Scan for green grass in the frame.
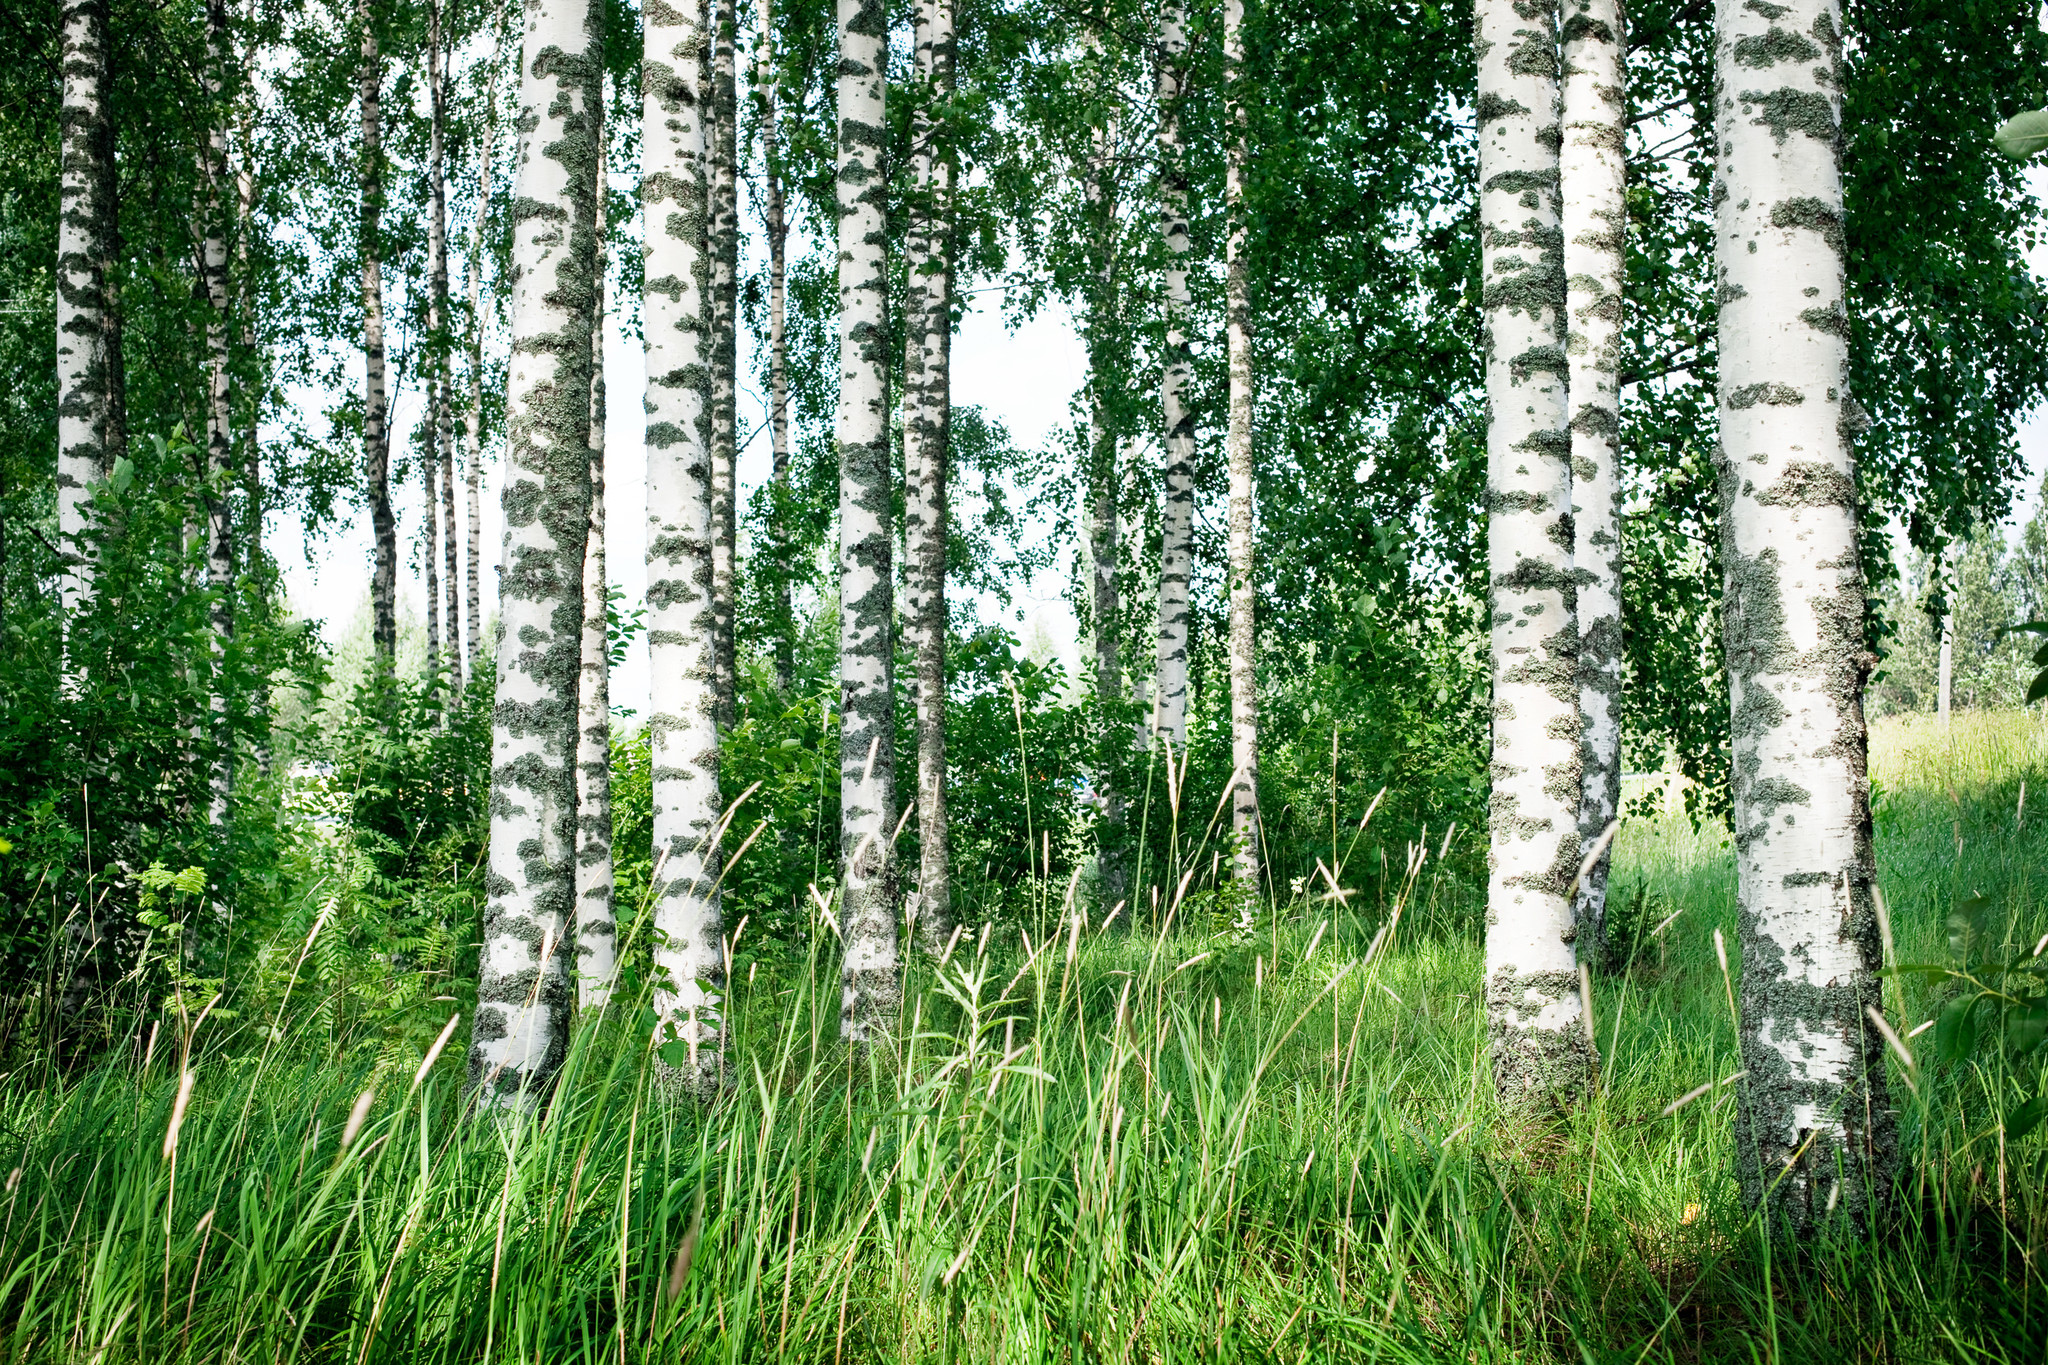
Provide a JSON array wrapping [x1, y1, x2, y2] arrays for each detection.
[[1, 714, 2045, 1362]]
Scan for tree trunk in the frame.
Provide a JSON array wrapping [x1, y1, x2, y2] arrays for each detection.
[[200, 0, 235, 825], [425, 422, 442, 668], [235, 68, 269, 775], [709, 0, 741, 727], [1223, 0, 1257, 897], [463, 0, 511, 687], [1563, 0, 1625, 966], [643, 0, 724, 1093], [56, 0, 117, 652], [1716, 0, 1892, 1229], [465, 0, 601, 1111], [1151, 0, 1193, 750], [1936, 545, 1954, 725], [427, 0, 455, 694], [1477, 0, 1592, 1104], [359, 0, 396, 669], [904, 0, 954, 951], [576, 115, 616, 1011], [1081, 47, 1125, 906], [836, 0, 899, 1041], [756, 0, 793, 693]]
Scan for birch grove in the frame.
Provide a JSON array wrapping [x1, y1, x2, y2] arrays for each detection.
[[465, 0, 601, 1108], [835, 0, 900, 1041], [1562, 0, 1626, 962], [1476, 0, 1592, 1102], [642, 0, 726, 1092], [1714, 0, 1893, 1227]]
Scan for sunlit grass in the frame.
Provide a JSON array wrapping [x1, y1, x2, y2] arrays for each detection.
[[0, 713, 2043, 1361]]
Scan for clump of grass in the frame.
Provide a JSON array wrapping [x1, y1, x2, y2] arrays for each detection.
[[0, 716, 2043, 1361]]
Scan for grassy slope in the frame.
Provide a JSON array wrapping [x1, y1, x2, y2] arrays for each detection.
[[0, 715, 2043, 1362]]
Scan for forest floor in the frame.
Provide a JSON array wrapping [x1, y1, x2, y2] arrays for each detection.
[[0, 713, 2043, 1362]]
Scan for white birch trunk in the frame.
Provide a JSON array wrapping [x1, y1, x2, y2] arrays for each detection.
[[56, 0, 116, 653], [427, 0, 456, 693], [359, 0, 397, 668], [756, 0, 794, 692], [1223, 0, 1257, 896], [1151, 0, 1193, 749], [1562, 0, 1625, 962], [643, 0, 725, 1094], [1081, 51, 1126, 903], [836, 0, 899, 1041], [1478, 0, 1592, 1102], [576, 121, 616, 1010], [904, 0, 955, 950], [1715, 0, 1892, 1227], [200, 0, 235, 824], [465, 0, 602, 1110], [463, 0, 511, 687], [709, 0, 741, 726]]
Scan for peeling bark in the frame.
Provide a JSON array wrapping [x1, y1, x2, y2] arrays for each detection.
[[466, 0, 602, 1111], [1478, 0, 1593, 1104], [643, 0, 725, 1094], [836, 0, 900, 1041], [1714, 0, 1892, 1229]]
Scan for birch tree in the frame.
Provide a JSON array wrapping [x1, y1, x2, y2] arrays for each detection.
[[709, 0, 741, 727], [903, 0, 955, 948], [56, 0, 118, 649], [1223, 0, 1257, 892], [198, 0, 237, 825], [836, 0, 900, 1041], [462, 1, 510, 686], [1714, 0, 1892, 1228], [755, 0, 794, 693], [359, 0, 397, 668], [1562, 0, 1624, 961], [465, 0, 602, 1108], [426, 0, 456, 689], [1477, 0, 1592, 1102], [643, 0, 725, 1091], [1150, 0, 1193, 749], [576, 117, 616, 1010]]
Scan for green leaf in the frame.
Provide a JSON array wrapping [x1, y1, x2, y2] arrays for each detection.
[[1995, 109, 2048, 160], [110, 456, 134, 494], [1935, 993, 1980, 1065], [657, 1039, 691, 1069], [2008, 1001, 2048, 1056], [2005, 1092, 2048, 1140], [2030, 670, 2048, 706]]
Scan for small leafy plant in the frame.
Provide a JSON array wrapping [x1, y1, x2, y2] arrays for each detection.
[[1898, 893, 2048, 1139]]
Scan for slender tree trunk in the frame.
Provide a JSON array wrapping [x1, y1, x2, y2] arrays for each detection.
[[1716, 0, 1892, 1228], [709, 0, 741, 726], [235, 70, 269, 775], [427, 0, 455, 693], [756, 0, 793, 693], [1223, 0, 1257, 897], [1151, 0, 1193, 750], [904, 0, 955, 949], [1936, 545, 1955, 724], [56, 0, 117, 652], [576, 116, 616, 1011], [359, 0, 396, 669], [463, 0, 510, 687], [643, 0, 724, 1093], [199, 0, 236, 825], [1563, 0, 1625, 966], [836, 0, 899, 1041], [1478, 0, 1592, 1104], [465, 0, 601, 1111]]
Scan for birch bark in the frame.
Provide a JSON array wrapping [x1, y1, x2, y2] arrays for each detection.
[[755, 0, 794, 692], [200, 0, 235, 824], [57, 0, 116, 648], [465, 0, 602, 1110], [1151, 0, 1193, 749], [836, 0, 900, 1041], [427, 0, 456, 690], [643, 0, 725, 1092], [1478, 0, 1592, 1102], [359, 0, 397, 669], [577, 121, 616, 1010], [1714, 0, 1892, 1228], [904, 0, 955, 949], [1223, 0, 1257, 894], [709, 0, 741, 728], [463, 0, 511, 685], [1082, 45, 1126, 903], [1562, 0, 1625, 963]]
